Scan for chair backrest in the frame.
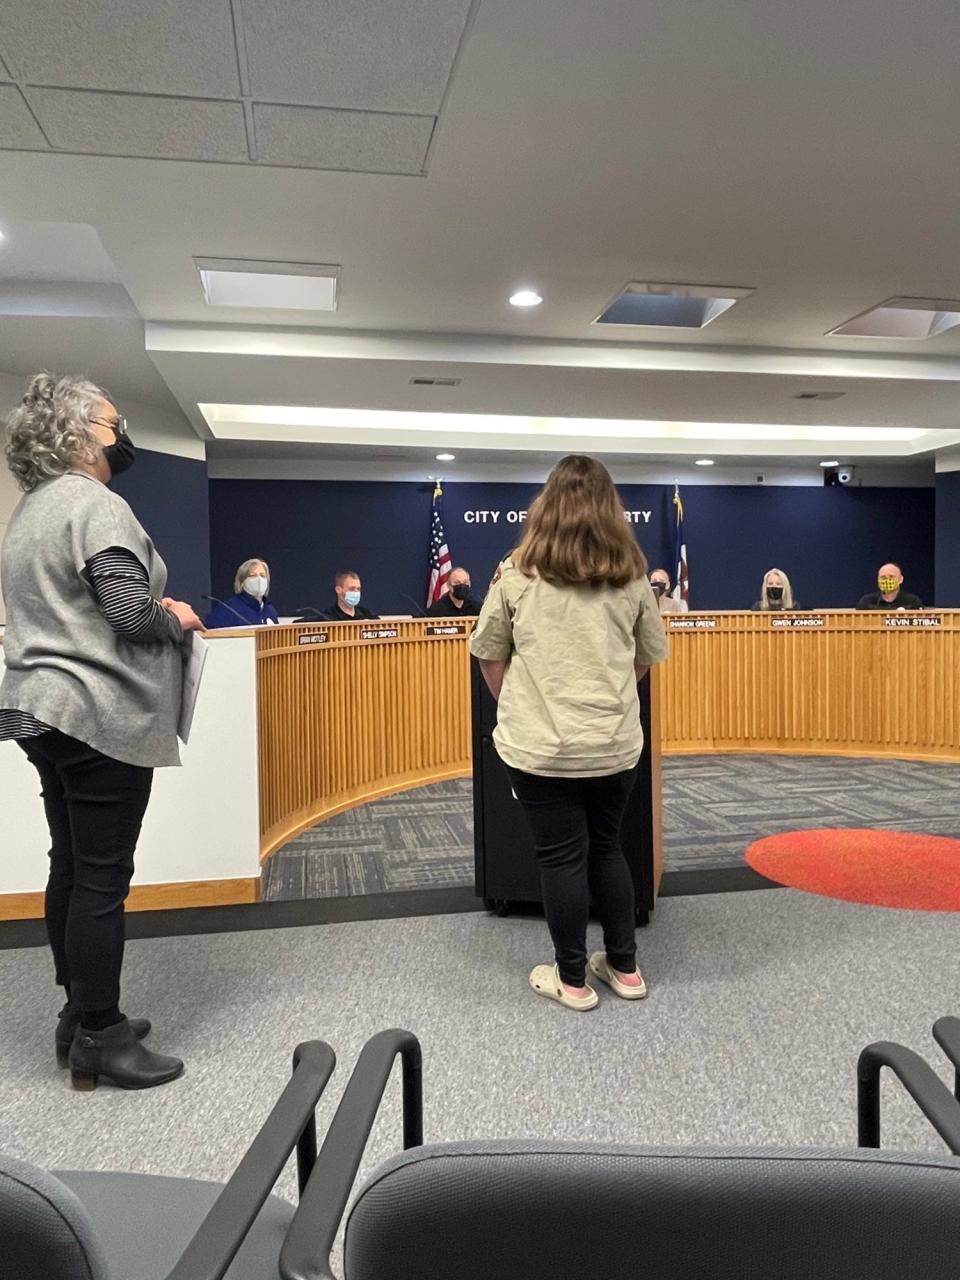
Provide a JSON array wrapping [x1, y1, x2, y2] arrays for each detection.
[[344, 1140, 960, 1280], [0, 1153, 108, 1280]]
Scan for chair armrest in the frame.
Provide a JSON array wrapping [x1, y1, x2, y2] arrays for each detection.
[[165, 1040, 336, 1280], [279, 1029, 422, 1280], [933, 1017, 960, 1100], [858, 1040, 960, 1154]]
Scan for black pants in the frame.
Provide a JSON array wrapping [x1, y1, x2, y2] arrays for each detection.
[[20, 730, 153, 1015], [506, 766, 638, 986]]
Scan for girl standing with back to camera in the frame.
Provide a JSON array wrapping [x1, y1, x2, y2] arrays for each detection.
[[471, 455, 668, 1011]]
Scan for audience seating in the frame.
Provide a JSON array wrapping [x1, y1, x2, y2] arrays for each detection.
[[279, 1025, 960, 1280], [4, 1021, 960, 1279], [0, 1041, 334, 1280]]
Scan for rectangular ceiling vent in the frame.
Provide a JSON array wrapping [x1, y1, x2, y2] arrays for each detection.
[[195, 258, 339, 311], [594, 281, 753, 329], [409, 376, 461, 386], [793, 391, 846, 401], [828, 297, 960, 339]]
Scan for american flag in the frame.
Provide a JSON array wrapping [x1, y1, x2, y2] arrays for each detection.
[[426, 482, 452, 607]]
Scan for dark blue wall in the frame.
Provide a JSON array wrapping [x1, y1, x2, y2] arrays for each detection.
[[935, 471, 960, 607], [209, 479, 934, 615], [112, 448, 211, 609]]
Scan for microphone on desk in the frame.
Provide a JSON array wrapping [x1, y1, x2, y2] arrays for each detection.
[[294, 605, 334, 623], [398, 592, 428, 618], [201, 593, 249, 626]]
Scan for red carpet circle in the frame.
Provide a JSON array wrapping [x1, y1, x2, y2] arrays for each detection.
[[745, 828, 960, 912]]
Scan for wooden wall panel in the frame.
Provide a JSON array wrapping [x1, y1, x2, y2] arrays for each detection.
[[659, 610, 960, 762], [257, 621, 474, 859]]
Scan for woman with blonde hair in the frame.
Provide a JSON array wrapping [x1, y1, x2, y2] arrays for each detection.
[[753, 567, 798, 611], [205, 557, 279, 627], [471, 455, 668, 1011]]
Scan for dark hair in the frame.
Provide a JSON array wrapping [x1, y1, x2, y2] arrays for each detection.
[[514, 455, 648, 588]]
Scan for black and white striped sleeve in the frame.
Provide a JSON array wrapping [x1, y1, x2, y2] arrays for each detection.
[[84, 547, 183, 645]]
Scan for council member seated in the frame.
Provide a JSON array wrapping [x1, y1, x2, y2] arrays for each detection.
[[856, 563, 922, 610], [327, 571, 379, 621], [427, 566, 484, 616], [752, 568, 799, 611], [205, 558, 279, 628], [648, 568, 688, 615]]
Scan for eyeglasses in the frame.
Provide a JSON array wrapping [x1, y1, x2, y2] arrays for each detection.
[[91, 415, 128, 437]]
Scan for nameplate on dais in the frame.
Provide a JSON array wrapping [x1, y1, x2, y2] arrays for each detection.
[[361, 627, 400, 640], [883, 614, 942, 628], [668, 617, 717, 629], [770, 615, 825, 628], [425, 624, 466, 636], [298, 631, 330, 645]]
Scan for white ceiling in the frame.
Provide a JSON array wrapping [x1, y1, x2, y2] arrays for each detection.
[[1, 0, 960, 468], [0, 0, 472, 172]]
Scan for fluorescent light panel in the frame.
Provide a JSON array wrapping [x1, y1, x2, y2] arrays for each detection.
[[194, 258, 339, 311], [829, 297, 960, 339], [595, 282, 752, 329], [199, 403, 925, 444]]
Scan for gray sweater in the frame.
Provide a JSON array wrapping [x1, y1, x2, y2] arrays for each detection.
[[0, 472, 183, 767]]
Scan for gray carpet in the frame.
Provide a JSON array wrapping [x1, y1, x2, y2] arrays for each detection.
[[262, 755, 960, 899], [0, 890, 957, 1208]]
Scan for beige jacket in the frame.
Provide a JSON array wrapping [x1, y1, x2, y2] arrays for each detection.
[[470, 559, 669, 777]]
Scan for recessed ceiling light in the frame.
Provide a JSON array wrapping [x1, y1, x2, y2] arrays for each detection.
[[194, 257, 339, 311], [595, 282, 752, 329], [828, 297, 960, 339], [436, 452, 455, 461], [695, 458, 714, 466], [509, 289, 542, 308], [819, 460, 840, 468], [0, 227, 5, 241]]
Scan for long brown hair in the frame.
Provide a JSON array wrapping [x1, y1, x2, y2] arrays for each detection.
[[514, 455, 648, 587]]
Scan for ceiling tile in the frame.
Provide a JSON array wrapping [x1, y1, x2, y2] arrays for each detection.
[[28, 88, 248, 162], [0, 83, 48, 149], [0, 0, 241, 97], [240, 0, 473, 113], [253, 102, 433, 173]]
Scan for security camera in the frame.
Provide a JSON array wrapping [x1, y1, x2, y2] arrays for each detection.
[[836, 466, 856, 485]]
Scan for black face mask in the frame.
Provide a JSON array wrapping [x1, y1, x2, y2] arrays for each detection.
[[451, 583, 471, 601], [766, 585, 784, 602], [650, 581, 666, 596], [103, 433, 136, 478]]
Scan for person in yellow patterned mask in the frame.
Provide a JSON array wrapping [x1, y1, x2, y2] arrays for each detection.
[[856, 562, 922, 610]]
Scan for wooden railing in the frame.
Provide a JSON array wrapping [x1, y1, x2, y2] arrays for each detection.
[[257, 619, 474, 859], [659, 610, 960, 761], [257, 609, 960, 862]]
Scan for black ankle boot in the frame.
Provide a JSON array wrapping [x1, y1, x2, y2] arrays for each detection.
[[68, 1018, 183, 1091], [56, 1008, 151, 1068]]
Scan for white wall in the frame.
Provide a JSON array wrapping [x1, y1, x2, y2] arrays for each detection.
[[0, 633, 260, 895]]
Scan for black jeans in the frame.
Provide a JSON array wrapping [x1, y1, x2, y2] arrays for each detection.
[[506, 766, 638, 986], [20, 730, 153, 1015]]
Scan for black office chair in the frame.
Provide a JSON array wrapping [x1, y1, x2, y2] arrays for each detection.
[[0, 1040, 335, 1280], [278, 1023, 960, 1280]]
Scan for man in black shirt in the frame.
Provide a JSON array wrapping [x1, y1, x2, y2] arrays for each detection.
[[327, 570, 379, 621], [856, 562, 922, 610], [427, 566, 484, 617]]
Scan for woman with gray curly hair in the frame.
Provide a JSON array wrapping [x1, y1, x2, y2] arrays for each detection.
[[0, 372, 201, 1091]]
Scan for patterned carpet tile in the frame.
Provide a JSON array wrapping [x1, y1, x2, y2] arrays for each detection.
[[261, 757, 960, 900]]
